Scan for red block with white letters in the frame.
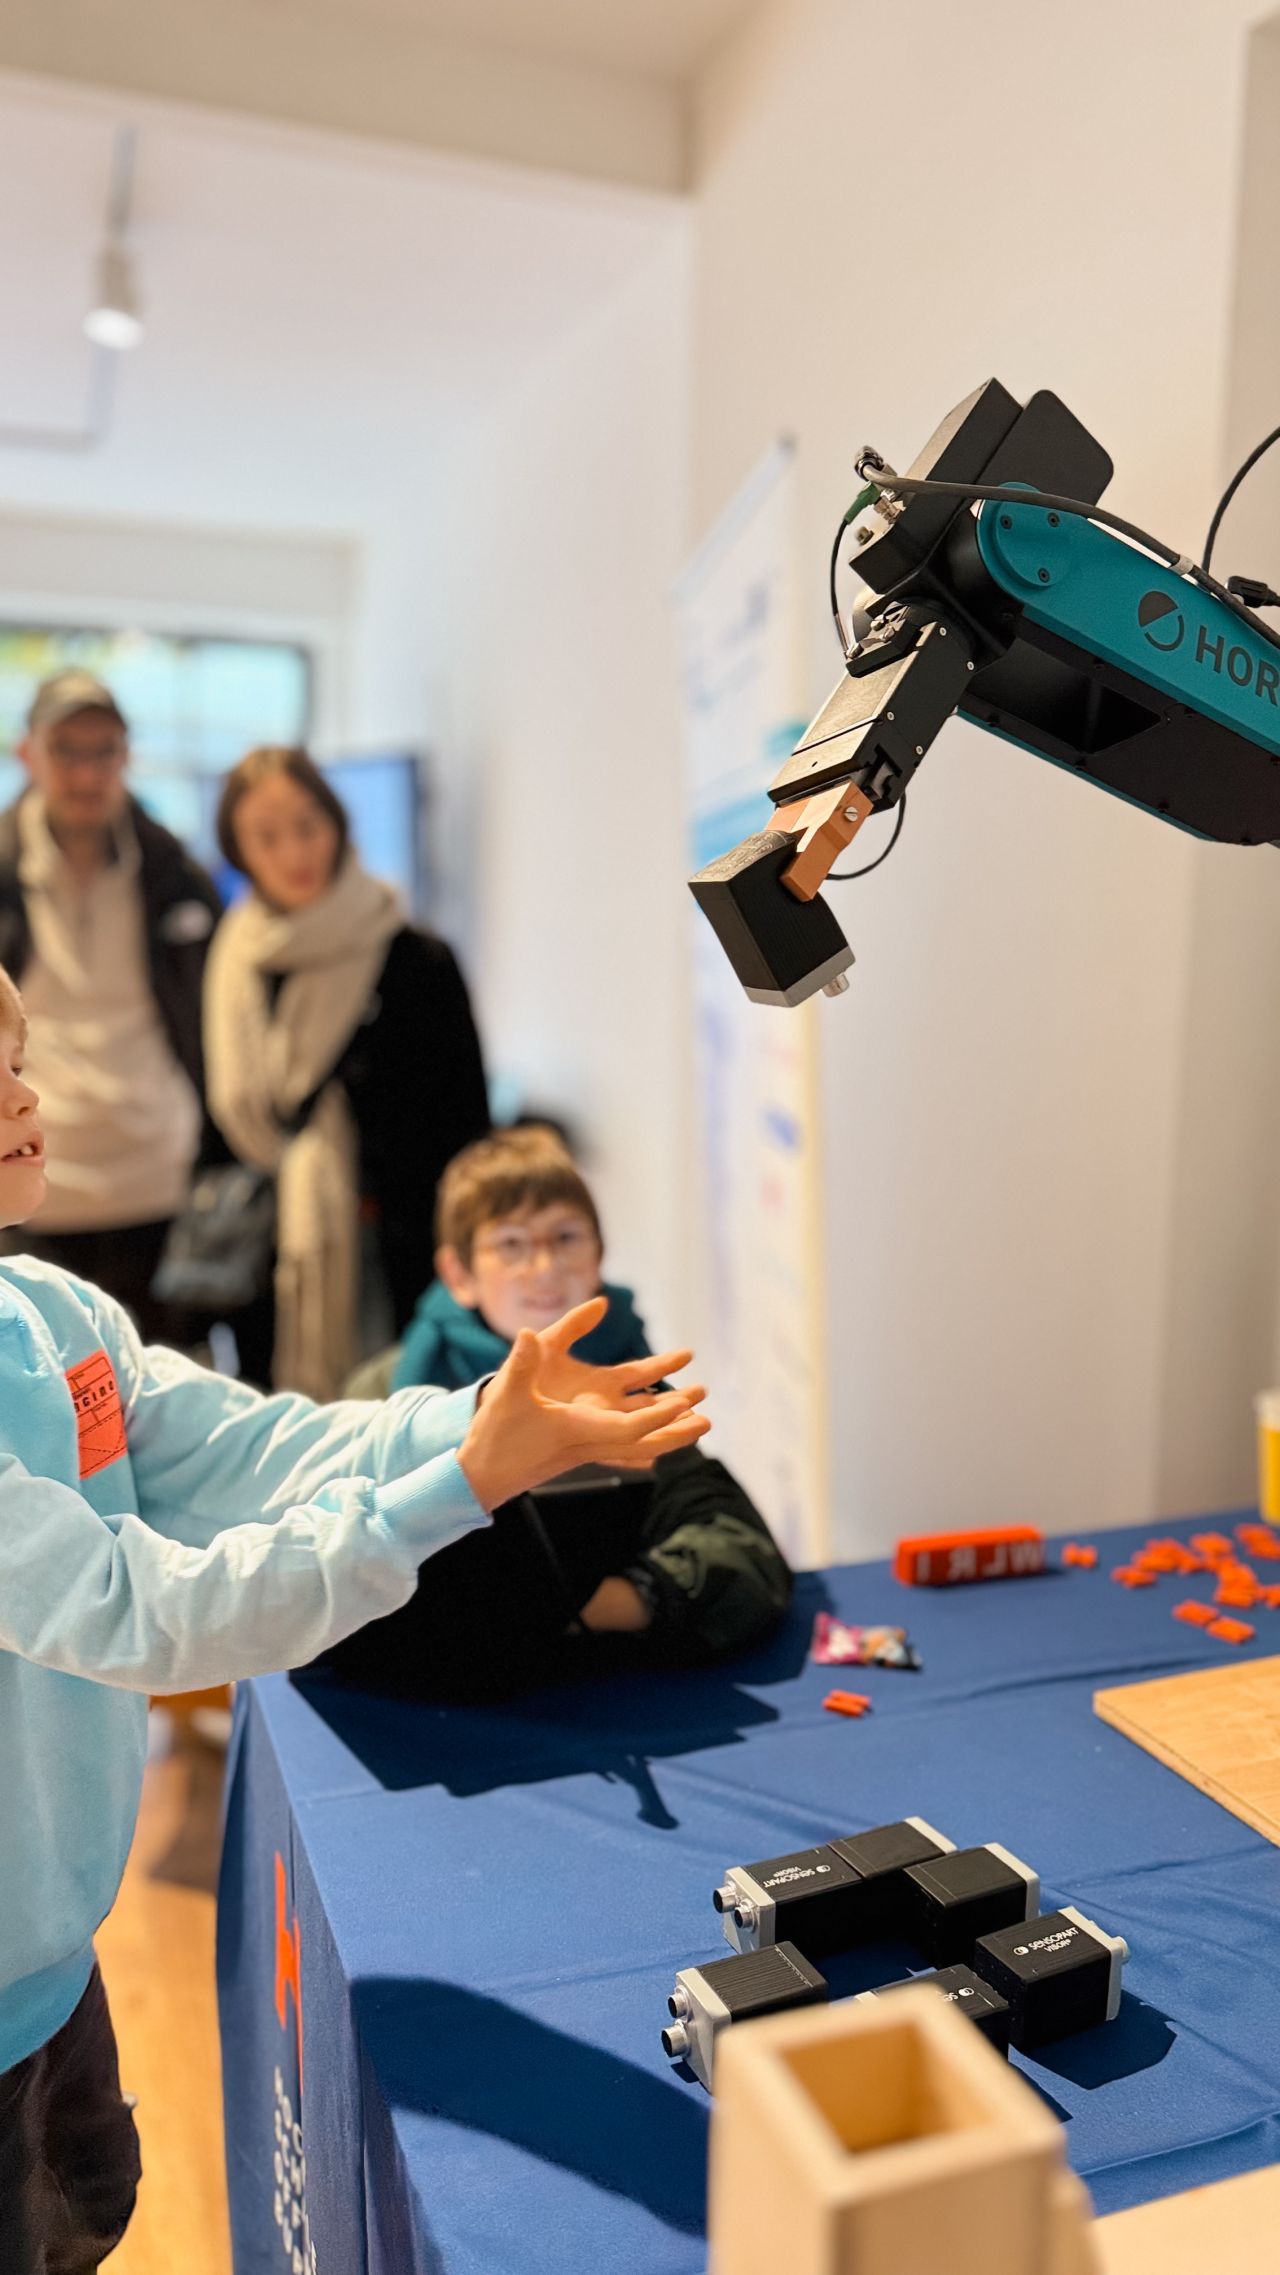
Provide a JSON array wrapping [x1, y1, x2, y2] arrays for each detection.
[[893, 1527, 1047, 1586]]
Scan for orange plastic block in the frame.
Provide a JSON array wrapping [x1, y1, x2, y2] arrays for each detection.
[[1190, 1533, 1235, 1562], [1135, 1541, 1201, 1575], [1260, 1586, 1280, 1610], [1112, 1566, 1155, 1588], [1061, 1544, 1098, 1569], [1173, 1600, 1219, 1628], [1207, 1617, 1254, 1644], [1237, 1524, 1280, 1561], [1212, 1559, 1262, 1609], [893, 1527, 1045, 1586], [823, 1690, 872, 1718]]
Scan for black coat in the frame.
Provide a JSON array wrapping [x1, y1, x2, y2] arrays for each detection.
[[327, 926, 489, 1331], [308, 1446, 794, 1703], [0, 790, 224, 1144]]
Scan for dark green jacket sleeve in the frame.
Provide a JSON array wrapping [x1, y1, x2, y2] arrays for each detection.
[[629, 1446, 793, 1659]]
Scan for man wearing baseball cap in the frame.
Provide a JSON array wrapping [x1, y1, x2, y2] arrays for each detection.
[[0, 669, 223, 1336]]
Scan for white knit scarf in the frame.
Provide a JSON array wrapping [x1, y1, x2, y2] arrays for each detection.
[[204, 854, 402, 1400]]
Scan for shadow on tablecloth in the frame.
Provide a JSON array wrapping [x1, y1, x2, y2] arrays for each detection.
[[1028, 1992, 1176, 2090], [292, 1573, 832, 1828], [353, 1975, 710, 2236]]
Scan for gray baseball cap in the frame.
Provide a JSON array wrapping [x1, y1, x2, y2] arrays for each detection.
[[27, 669, 127, 735]]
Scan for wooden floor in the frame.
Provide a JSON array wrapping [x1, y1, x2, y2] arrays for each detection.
[[99, 1712, 232, 2275]]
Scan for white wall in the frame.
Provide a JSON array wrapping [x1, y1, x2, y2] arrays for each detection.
[[425, 226, 696, 1347], [0, 505, 354, 746], [0, 433, 430, 762], [1185, 14, 1280, 1494], [687, 0, 1279, 1552]]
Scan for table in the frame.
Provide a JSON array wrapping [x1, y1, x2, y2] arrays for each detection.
[[216, 1514, 1280, 2274]]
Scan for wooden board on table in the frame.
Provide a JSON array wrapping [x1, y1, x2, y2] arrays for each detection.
[[1094, 1653, 1280, 1846], [1096, 2159, 1280, 2273]]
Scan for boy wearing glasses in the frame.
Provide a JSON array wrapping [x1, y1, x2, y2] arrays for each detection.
[[314, 1128, 791, 1699]]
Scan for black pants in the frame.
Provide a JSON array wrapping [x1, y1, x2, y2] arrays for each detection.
[[0, 1219, 176, 1345], [0, 1967, 141, 2275]]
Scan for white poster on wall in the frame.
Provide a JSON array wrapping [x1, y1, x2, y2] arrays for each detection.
[[677, 440, 831, 1568]]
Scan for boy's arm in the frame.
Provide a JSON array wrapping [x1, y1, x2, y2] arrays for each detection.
[[626, 1447, 794, 1658], [93, 1280, 706, 1543], [0, 1447, 486, 1694], [87, 1284, 481, 1546]]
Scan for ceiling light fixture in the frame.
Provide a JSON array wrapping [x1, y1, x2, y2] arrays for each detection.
[[84, 126, 143, 352], [85, 240, 143, 350], [0, 122, 141, 453]]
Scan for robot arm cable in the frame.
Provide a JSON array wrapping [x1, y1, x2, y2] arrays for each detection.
[[834, 467, 1280, 661]]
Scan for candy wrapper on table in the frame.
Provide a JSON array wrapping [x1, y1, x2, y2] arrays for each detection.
[[810, 1614, 921, 1670]]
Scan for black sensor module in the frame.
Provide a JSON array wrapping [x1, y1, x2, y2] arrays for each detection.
[[662, 1941, 828, 2089], [857, 1963, 1012, 2055], [902, 1844, 1039, 1968], [714, 1818, 956, 1956], [971, 1908, 1129, 2049]]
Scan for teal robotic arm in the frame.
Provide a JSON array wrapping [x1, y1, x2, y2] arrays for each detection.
[[690, 380, 1280, 1005]]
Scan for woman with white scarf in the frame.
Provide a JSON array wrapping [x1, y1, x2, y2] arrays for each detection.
[[204, 748, 488, 1400]]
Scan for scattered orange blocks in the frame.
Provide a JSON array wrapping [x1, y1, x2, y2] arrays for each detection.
[[1207, 1617, 1254, 1645], [1061, 1543, 1098, 1569], [1172, 1599, 1255, 1643], [823, 1690, 872, 1718], [1109, 1532, 1269, 1643], [1190, 1533, 1235, 1563], [1204, 1557, 1265, 1609], [1236, 1523, 1280, 1562], [1135, 1539, 1204, 1576], [1173, 1601, 1218, 1629]]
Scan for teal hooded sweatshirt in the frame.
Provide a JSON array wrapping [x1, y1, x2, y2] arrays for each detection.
[[392, 1276, 650, 1393], [0, 1255, 488, 2072]]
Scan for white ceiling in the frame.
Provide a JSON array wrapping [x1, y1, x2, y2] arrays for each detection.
[[0, 78, 682, 529], [0, 0, 764, 194], [264, 0, 756, 80]]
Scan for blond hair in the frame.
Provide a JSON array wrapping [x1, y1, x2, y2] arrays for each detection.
[[436, 1127, 601, 1264]]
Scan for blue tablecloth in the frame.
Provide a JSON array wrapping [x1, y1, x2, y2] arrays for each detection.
[[216, 1513, 1280, 2275]]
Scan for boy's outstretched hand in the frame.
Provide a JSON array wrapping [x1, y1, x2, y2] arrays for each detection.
[[457, 1297, 709, 1513]]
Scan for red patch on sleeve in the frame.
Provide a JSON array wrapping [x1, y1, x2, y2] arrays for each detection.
[[66, 1349, 127, 1479]]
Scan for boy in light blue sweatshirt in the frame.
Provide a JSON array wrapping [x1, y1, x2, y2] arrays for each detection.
[[0, 964, 707, 2273]]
